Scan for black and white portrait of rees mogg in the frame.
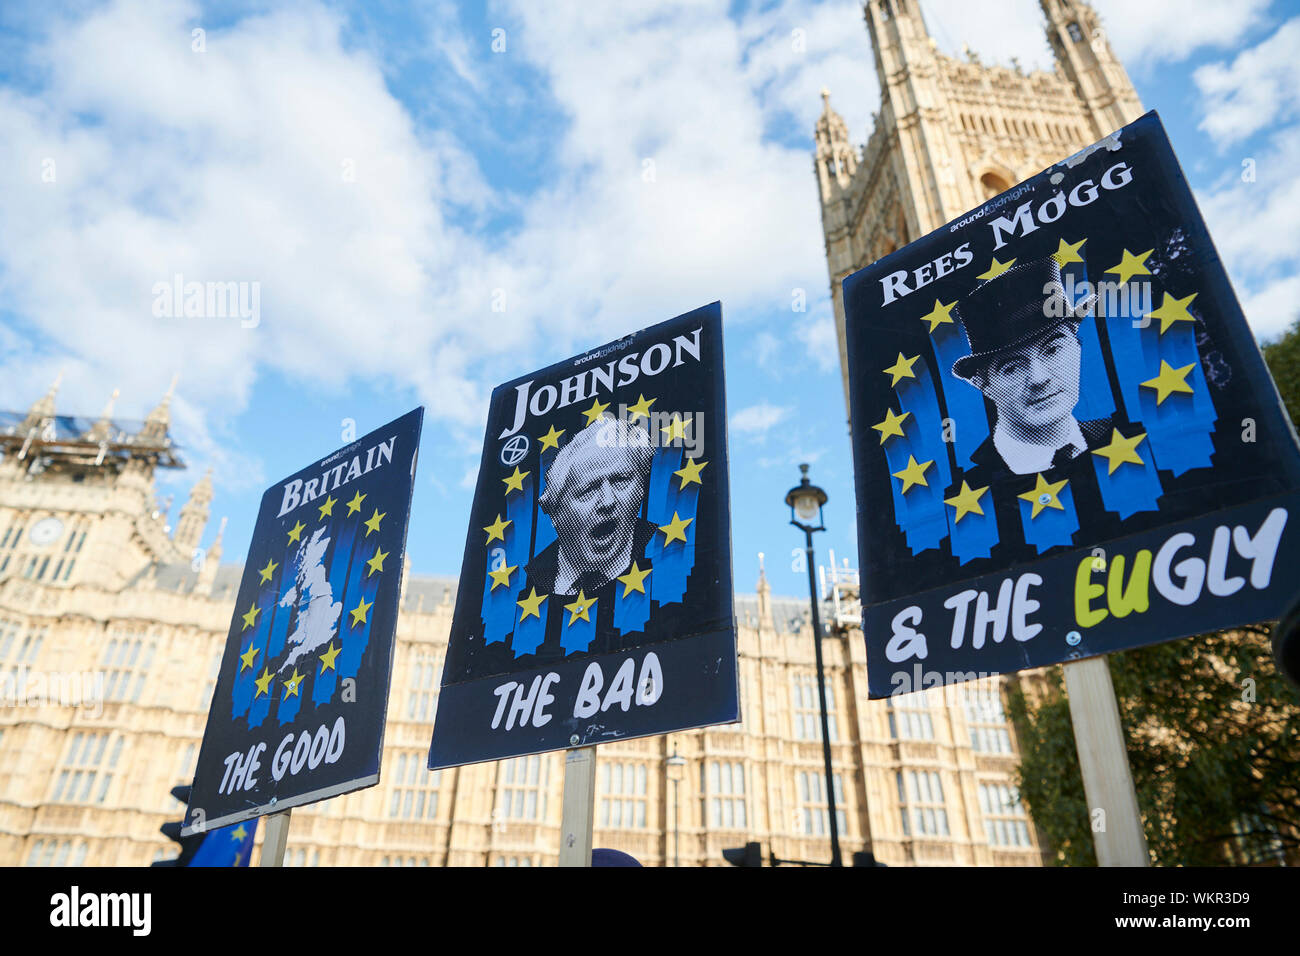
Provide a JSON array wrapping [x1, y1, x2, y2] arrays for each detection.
[[526, 415, 657, 596], [951, 257, 1114, 478]]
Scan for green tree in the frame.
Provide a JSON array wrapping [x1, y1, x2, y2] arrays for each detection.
[[1010, 317, 1300, 865]]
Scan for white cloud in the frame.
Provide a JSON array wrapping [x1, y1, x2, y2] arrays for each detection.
[[1193, 17, 1300, 146], [1094, 0, 1271, 68], [731, 401, 791, 437]]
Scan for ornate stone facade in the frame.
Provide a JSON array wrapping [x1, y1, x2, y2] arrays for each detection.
[[817, 0, 1145, 413]]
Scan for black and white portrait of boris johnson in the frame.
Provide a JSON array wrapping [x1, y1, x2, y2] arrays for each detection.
[[951, 257, 1115, 480]]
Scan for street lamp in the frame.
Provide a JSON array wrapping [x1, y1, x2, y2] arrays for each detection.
[[785, 463, 842, 867], [667, 746, 686, 867]]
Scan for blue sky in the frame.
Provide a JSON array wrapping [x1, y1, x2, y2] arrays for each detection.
[[1, 0, 1297, 601]]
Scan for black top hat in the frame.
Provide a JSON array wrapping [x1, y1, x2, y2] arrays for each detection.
[[951, 257, 1095, 381]]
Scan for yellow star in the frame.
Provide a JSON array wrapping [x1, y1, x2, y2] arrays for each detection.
[[538, 424, 565, 453], [661, 415, 691, 444], [918, 298, 957, 333], [317, 494, 337, 520], [1104, 247, 1153, 286], [319, 642, 340, 674], [257, 557, 278, 584], [1146, 291, 1198, 335], [517, 587, 547, 622], [502, 466, 530, 494], [891, 455, 933, 494], [564, 590, 597, 626], [231, 824, 248, 842], [287, 520, 306, 545], [346, 490, 366, 515], [582, 397, 610, 426], [1092, 428, 1148, 475], [1141, 359, 1195, 405], [627, 393, 656, 421], [1017, 473, 1069, 519], [283, 668, 304, 699], [674, 458, 708, 488], [617, 561, 651, 598], [349, 595, 373, 628], [883, 353, 920, 387], [977, 257, 1017, 280], [872, 408, 910, 444], [658, 511, 694, 545], [240, 602, 261, 631], [365, 547, 389, 577], [253, 667, 273, 698], [239, 644, 260, 671], [364, 508, 386, 536], [1052, 237, 1087, 267], [488, 563, 517, 591], [943, 481, 989, 524], [483, 513, 512, 544]]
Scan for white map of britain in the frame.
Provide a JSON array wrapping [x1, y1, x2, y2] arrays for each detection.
[[278, 527, 342, 671]]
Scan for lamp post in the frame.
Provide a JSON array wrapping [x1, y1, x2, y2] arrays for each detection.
[[667, 746, 686, 867], [785, 463, 842, 867]]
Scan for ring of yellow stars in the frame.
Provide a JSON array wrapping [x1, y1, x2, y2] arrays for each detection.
[[892, 455, 933, 494], [488, 563, 517, 591], [1105, 248, 1153, 286], [346, 490, 366, 515], [627, 394, 656, 421], [254, 667, 273, 698], [661, 416, 691, 444], [538, 424, 565, 452], [1018, 473, 1069, 519], [231, 824, 248, 842], [283, 668, 304, 699], [582, 397, 610, 426], [977, 256, 1016, 280], [317, 494, 337, 520], [240, 602, 261, 631], [918, 298, 956, 333], [1052, 237, 1087, 267], [1092, 428, 1148, 475], [287, 520, 306, 545], [1141, 359, 1195, 404], [258, 557, 278, 584], [617, 561, 651, 598], [239, 643, 260, 671], [349, 595, 373, 628], [1146, 291, 1198, 335], [883, 352, 920, 387], [674, 458, 708, 489], [364, 508, 386, 536], [483, 513, 511, 544], [517, 587, 547, 621], [319, 642, 341, 674], [943, 481, 989, 523], [502, 466, 530, 494], [658, 511, 694, 545], [872, 408, 910, 444], [565, 590, 597, 626], [366, 547, 389, 577]]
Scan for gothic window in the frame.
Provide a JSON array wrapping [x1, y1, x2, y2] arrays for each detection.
[[980, 172, 1011, 200], [50, 731, 123, 805], [887, 693, 935, 740], [406, 651, 440, 722], [600, 760, 648, 829], [388, 750, 442, 820], [797, 771, 846, 836], [979, 783, 1032, 847], [1067, 22, 1084, 43], [703, 760, 747, 829], [898, 770, 950, 837], [101, 630, 156, 703], [497, 754, 548, 821], [964, 684, 1013, 754], [791, 674, 838, 741]]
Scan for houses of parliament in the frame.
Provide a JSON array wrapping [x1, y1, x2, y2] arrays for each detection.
[[0, 0, 1142, 867]]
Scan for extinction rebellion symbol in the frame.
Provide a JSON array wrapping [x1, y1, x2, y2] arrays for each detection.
[[500, 434, 529, 467]]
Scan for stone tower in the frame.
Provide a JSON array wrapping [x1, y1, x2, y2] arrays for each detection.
[[816, 0, 1144, 414]]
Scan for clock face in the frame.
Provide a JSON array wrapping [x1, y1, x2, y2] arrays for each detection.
[[28, 517, 65, 548]]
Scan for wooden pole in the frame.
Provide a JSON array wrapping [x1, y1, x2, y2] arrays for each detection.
[[559, 745, 597, 867], [1063, 657, 1150, 866], [258, 809, 292, 867]]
